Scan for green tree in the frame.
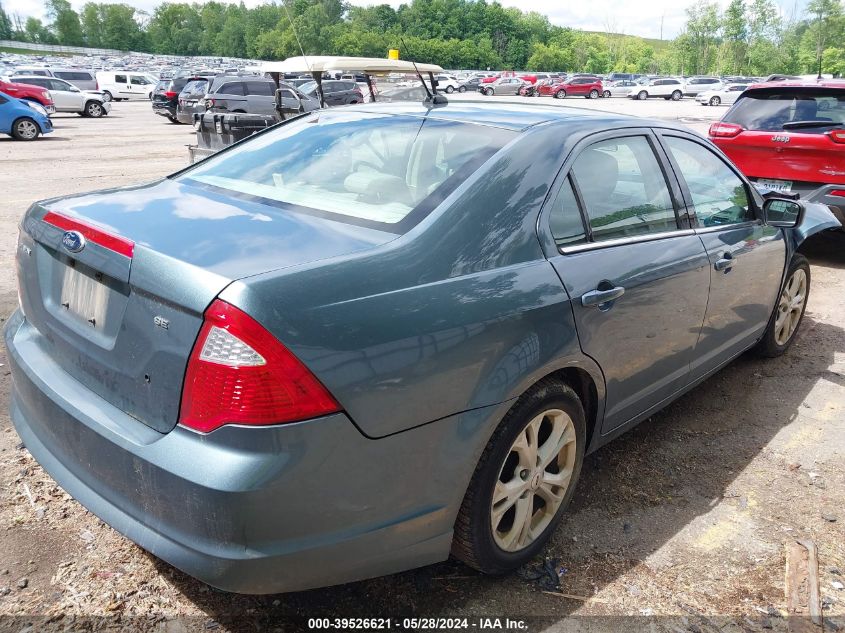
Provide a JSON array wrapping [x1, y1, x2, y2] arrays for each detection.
[[24, 16, 56, 43], [721, 0, 746, 73], [45, 0, 84, 45], [0, 1, 13, 39], [685, 0, 721, 73], [805, 0, 843, 75]]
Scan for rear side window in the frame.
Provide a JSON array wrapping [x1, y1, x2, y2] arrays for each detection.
[[218, 82, 245, 95], [571, 136, 678, 241], [54, 71, 91, 81], [724, 88, 845, 131], [548, 176, 587, 247], [115, 74, 127, 83], [663, 136, 753, 226], [180, 112, 515, 230], [181, 80, 208, 97], [18, 78, 48, 88], [245, 81, 274, 96]]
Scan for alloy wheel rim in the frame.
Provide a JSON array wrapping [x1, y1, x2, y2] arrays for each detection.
[[18, 120, 38, 139], [774, 268, 807, 346], [491, 409, 576, 552], [89, 103, 102, 116]]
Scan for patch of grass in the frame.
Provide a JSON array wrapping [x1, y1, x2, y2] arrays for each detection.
[[0, 46, 73, 57]]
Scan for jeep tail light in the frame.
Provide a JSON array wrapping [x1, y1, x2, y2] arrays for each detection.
[[709, 122, 743, 138], [179, 299, 340, 433], [828, 129, 845, 144], [164, 90, 177, 99]]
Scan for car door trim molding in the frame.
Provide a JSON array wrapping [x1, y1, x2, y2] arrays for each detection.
[[558, 229, 697, 254]]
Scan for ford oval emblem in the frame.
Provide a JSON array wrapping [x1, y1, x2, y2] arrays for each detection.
[[61, 230, 86, 253]]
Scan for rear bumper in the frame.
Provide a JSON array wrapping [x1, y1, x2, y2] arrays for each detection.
[[152, 103, 176, 118], [4, 311, 487, 593]]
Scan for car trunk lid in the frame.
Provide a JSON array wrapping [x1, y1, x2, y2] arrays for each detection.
[[17, 178, 395, 433]]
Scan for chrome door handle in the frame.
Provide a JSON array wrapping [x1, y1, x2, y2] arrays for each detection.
[[714, 253, 734, 272], [581, 285, 625, 308]]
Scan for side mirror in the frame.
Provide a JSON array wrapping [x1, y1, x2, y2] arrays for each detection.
[[763, 198, 803, 228]]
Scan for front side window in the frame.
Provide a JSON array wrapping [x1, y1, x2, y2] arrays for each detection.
[[571, 136, 677, 241], [246, 81, 274, 96], [179, 112, 514, 230], [130, 75, 149, 85], [663, 136, 753, 226]]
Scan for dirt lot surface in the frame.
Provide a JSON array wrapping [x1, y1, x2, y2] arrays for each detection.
[[0, 99, 843, 632]]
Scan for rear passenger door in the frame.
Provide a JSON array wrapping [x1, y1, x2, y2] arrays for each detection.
[[545, 131, 711, 434], [657, 132, 786, 379], [244, 80, 275, 115]]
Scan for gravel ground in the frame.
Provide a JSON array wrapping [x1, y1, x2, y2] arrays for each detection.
[[0, 98, 843, 632]]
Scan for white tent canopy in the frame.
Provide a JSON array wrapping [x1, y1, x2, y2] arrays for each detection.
[[261, 56, 443, 75]]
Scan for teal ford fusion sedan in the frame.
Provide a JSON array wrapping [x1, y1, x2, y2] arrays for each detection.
[[5, 101, 839, 593]]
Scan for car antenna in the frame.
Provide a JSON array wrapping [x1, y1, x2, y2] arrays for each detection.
[[399, 34, 447, 106], [281, 0, 326, 108]]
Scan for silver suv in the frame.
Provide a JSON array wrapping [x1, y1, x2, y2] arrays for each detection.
[[13, 76, 110, 118]]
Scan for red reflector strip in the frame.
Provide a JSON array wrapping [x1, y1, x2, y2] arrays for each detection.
[[830, 189, 845, 198], [43, 211, 135, 258]]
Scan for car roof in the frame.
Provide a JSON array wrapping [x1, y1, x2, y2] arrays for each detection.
[[747, 80, 845, 90], [352, 100, 673, 133]]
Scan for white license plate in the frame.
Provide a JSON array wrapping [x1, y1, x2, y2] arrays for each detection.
[[187, 100, 196, 106], [60, 266, 109, 331], [758, 179, 792, 192]]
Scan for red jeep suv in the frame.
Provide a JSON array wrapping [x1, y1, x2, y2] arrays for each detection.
[[709, 81, 845, 226], [539, 76, 603, 99]]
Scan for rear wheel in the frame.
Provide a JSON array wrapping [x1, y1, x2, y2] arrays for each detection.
[[101, 91, 112, 102], [588, 89, 599, 99], [84, 100, 104, 117], [709, 96, 721, 106], [458, 86, 467, 93], [671, 90, 682, 101], [445, 85, 455, 94], [756, 254, 810, 357], [452, 378, 586, 573], [637, 90, 648, 100], [554, 89, 566, 99], [11, 117, 40, 141]]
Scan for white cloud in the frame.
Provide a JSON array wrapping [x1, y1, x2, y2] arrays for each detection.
[[6, 0, 810, 40]]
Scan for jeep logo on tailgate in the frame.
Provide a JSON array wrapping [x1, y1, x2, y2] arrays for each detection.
[[61, 230, 86, 253], [771, 135, 790, 143]]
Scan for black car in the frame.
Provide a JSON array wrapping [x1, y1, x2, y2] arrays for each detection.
[[152, 76, 201, 123], [300, 80, 364, 106], [176, 77, 212, 124], [457, 77, 482, 92]]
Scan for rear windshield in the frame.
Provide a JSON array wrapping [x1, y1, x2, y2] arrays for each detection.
[[178, 111, 514, 231], [180, 79, 208, 97], [724, 88, 845, 131]]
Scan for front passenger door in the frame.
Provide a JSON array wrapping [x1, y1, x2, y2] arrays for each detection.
[[546, 132, 711, 434], [659, 133, 786, 379]]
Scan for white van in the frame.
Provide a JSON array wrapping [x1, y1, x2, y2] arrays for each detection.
[[95, 71, 157, 102]]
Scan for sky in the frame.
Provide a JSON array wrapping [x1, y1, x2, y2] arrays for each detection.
[[6, 0, 811, 41]]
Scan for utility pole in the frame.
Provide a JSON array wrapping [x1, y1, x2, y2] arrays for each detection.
[[660, 13, 664, 41]]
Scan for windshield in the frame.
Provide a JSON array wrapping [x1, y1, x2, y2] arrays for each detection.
[[724, 88, 845, 131], [178, 111, 515, 231]]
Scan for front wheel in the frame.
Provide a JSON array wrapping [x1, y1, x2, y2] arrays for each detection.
[[709, 96, 721, 106], [603, 90, 611, 98], [671, 90, 682, 101], [755, 254, 810, 357], [554, 90, 566, 99], [446, 85, 455, 94], [637, 90, 648, 100], [484, 88, 494, 96], [589, 89, 599, 99], [458, 86, 467, 93], [11, 117, 40, 140], [451, 379, 586, 574], [84, 101, 104, 117]]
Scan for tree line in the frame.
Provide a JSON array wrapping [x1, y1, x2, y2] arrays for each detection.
[[0, 0, 842, 76]]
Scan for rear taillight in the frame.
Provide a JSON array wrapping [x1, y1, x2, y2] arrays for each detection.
[[827, 129, 845, 144], [179, 300, 340, 433], [43, 211, 134, 258], [830, 189, 845, 197], [164, 90, 177, 99], [709, 122, 743, 138]]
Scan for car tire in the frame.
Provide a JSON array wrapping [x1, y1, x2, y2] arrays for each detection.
[[446, 86, 455, 94], [755, 254, 810, 358], [168, 115, 180, 124], [11, 117, 40, 141], [101, 91, 112, 102], [485, 88, 494, 96], [709, 96, 721, 106], [458, 86, 467, 93], [671, 90, 682, 101], [603, 90, 611, 98], [589, 89, 599, 99], [451, 378, 586, 574], [637, 90, 648, 100], [554, 90, 566, 99], [84, 101, 104, 117]]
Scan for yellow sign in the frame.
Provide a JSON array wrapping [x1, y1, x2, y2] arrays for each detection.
[[388, 49, 399, 60]]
